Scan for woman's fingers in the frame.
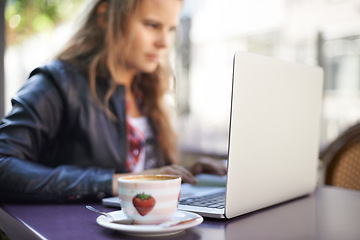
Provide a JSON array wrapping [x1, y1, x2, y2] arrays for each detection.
[[191, 158, 227, 176], [164, 165, 198, 184], [141, 165, 198, 184]]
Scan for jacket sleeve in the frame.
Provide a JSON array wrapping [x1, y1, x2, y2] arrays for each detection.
[[0, 70, 114, 203]]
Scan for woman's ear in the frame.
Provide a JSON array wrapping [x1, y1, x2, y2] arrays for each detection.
[[97, 2, 108, 28]]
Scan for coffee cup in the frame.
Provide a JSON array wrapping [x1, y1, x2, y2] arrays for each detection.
[[117, 175, 181, 225]]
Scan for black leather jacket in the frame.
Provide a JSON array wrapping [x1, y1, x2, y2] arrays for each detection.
[[0, 60, 165, 202]]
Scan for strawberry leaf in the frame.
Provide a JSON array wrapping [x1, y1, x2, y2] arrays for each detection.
[[135, 193, 151, 200]]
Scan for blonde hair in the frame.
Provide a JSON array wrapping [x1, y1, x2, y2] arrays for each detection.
[[57, 0, 178, 164]]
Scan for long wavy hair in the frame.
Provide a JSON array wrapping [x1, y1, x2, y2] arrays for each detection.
[[57, 0, 178, 164]]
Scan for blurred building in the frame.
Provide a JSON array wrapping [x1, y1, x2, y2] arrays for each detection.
[[176, 0, 360, 158]]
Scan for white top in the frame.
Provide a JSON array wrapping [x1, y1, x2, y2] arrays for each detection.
[[128, 116, 153, 173]]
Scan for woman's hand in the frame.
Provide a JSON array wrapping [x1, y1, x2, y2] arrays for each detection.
[[141, 165, 198, 184], [112, 159, 227, 196], [190, 157, 227, 176], [112, 165, 197, 195]]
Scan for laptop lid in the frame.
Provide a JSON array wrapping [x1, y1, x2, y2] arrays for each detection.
[[224, 51, 323, 218]]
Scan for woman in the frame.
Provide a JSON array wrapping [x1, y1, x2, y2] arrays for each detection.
[[0, 0, 225, 202]]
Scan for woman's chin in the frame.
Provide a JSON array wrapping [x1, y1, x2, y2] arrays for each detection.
[[141, 65, 159, 74]]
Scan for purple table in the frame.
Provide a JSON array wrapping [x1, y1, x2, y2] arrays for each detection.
[[1, 186, 360, 240]]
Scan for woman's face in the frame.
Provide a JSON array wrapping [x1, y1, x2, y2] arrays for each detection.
[[122, 0, 182, 73]]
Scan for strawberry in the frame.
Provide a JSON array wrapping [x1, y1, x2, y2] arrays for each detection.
[[132, 193, 156, 216]]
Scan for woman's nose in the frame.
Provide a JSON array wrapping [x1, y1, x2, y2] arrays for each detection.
[[156, 31, 172, 49]]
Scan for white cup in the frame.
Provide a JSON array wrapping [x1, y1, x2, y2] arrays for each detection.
[[118, 175, 181, 225]]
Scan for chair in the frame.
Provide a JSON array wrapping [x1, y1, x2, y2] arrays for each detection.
[[320, 123, 360, 191]]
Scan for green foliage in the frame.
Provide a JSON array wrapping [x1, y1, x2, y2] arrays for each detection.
[[5, 0, 84, 45]]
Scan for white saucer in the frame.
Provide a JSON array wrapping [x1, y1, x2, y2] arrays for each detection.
[[96, 210, 203, 237]]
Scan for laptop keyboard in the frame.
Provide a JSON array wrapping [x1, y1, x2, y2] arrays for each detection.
[[179, 191, 225, 209]]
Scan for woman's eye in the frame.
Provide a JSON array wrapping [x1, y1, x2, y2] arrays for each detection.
[[146, 23, 159, 29]]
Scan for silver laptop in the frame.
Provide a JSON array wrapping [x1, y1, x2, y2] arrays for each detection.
[[103, 51, 324, 219]]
